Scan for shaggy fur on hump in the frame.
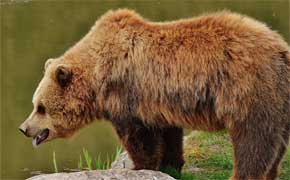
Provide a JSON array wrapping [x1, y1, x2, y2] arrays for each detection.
[[69, 9, 290, 130]]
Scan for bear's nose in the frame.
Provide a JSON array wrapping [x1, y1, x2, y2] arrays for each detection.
[[19, 126, 29, 137]]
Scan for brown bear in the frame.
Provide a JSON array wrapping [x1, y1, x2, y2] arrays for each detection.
[[19, 9, 290, 180]]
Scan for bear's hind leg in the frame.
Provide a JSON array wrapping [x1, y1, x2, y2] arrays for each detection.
[[266, 124, 290, 180], [112, 117, 163, 170], [160, 127, 184, 172], [229, 121, 280, 180]]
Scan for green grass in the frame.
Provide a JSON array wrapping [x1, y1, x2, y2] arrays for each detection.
[[52, 151, 58, 173], [82, 148, 93, 170], [52, 146, 122, 172], [177, 131, 290, 180]]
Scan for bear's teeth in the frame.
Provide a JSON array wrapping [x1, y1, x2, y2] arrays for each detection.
[[32, 137, 38, 148]]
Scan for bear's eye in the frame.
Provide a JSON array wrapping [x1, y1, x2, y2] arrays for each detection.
[[37, 104, 46, 115]]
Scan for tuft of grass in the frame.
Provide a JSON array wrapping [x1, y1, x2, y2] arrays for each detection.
[[105, 154, 111, 169], [115, 146, 122, 160], [95, 154, 102, 170], [53, 146, 123, 172], [53, 151, 58, 173], [83, 148, 93, 170]]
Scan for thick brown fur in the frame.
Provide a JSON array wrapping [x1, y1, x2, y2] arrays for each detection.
[[21, 9, 289, 180]]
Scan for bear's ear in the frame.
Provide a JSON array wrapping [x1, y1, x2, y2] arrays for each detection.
[[45, 58, 54, 71], [55, 65, 72, 88]]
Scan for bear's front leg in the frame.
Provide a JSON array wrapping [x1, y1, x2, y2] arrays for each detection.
[[112, 117, 164, 170]]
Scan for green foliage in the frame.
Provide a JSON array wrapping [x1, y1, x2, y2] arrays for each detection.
[[280, 150, 290, 180], [115, 146, 123, 160], [53, 151, 58, 173], [180, 131, 290, 180], [53, 146, 123, 172], [82, 148, 93, 170], [95, 154, 102, 170]]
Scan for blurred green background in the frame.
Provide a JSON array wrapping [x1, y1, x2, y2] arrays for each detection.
[[1, 0, 289, 179]]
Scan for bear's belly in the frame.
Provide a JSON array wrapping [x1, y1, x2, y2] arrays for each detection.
[[160, 109, 225, 131], [138, 104, 226, 131]]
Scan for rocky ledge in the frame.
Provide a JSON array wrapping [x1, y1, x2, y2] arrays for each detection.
[[27, 169, 175, 180]]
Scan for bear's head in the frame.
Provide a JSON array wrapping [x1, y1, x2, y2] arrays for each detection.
[[19, 55, 99, 147], [19, 9, 142, 147]]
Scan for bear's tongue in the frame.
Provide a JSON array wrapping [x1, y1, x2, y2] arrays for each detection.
[[32, 129, 49, 148]]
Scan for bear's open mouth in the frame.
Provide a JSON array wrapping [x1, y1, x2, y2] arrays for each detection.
[[32, 128, 49, 148]]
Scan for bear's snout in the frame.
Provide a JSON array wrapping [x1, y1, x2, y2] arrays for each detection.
[[19, 122, 33, 137], [19, 116, 41, 138]]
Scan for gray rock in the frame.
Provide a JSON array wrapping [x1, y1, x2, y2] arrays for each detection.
[[27, 169, 175, 180]]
